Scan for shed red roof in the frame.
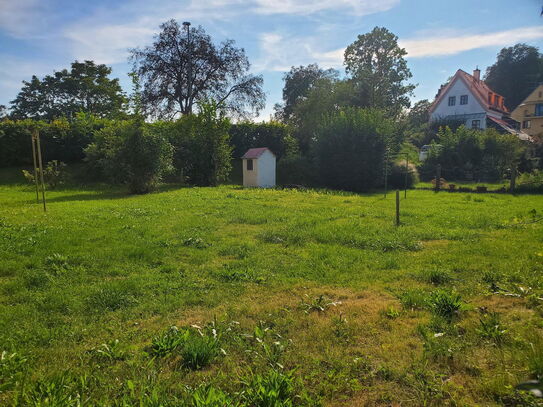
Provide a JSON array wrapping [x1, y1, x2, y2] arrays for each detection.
[[430, 69, 509, 115], [241, 148, 274, 159]]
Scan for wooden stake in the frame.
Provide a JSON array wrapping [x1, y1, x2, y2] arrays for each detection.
[[404, 155, 408, 199], [395, 190, 400, 226], [31, 131, 40, 203], [384, 149, 389, 198], [509, 166, 517, 194], [35, 131, 47, 212]]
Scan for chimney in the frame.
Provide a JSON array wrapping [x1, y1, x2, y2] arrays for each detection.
[[473, 67, 480, 81]]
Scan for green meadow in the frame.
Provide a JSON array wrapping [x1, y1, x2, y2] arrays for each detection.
[[1, 168, 543, 406]]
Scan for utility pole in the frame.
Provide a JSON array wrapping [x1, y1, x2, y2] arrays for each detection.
[[183, 21, 192, 114]]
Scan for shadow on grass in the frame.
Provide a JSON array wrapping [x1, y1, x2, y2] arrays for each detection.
[[44, 183, 186, 203]]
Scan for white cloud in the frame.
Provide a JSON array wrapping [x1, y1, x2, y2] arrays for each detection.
[[400, 26, 543, 58], [64, 22, 156, 65], [254, 32, 344, 72], [252, 0, 399, 15], [0, 0, 48, 38]]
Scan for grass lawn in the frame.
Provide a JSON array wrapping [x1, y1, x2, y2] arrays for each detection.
[[1, 168, 543, 406]]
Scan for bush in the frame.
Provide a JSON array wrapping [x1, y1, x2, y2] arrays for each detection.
[[419, 126, 523, 182], [428, 290, 463, 322], [277, 155, 314, 186], [22, 160, 67, 189], [0, 114, 111, 168], [516, 170, 543, 193], [85, 117, 173, 193], [313, 108, 397, 192], [387, 160, 419, 189]]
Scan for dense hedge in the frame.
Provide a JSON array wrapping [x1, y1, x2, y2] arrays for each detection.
[[419, 126, 523, 182], [313, 108, 398, 192], [229, 121, 296, 159], [0, 114, 110, 167]]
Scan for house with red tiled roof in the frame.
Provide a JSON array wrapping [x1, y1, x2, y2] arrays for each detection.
[[429, 68, 529, 140]]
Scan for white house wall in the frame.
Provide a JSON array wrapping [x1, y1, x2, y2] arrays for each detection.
[[430, 78, 489, 128], [257, 151, 276, 188]]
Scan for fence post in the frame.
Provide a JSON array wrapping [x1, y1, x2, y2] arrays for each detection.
[[509, 166, 517, 194], [395, 190, 400, 226], [35, 130, 47, 212], [384, 149, 388, 198], [31, 131, 40, 203], [404, 155, 408, 199], [435, 164, 441, 192]]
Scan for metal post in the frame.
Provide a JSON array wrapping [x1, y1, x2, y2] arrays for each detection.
[[31, 131, 40, 203], [384, 149, 388, 198], [35, 131, 47, 212], [395, 190, 400, 226]]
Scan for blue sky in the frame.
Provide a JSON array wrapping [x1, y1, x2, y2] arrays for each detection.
[[1, 0, 542, 120]]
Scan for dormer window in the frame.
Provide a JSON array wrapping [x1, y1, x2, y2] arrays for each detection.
[[460, 95, 468, 105], [448, 96, 456, 106]]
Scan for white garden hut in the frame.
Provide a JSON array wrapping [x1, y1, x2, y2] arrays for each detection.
[[241, 148, 276, 188]]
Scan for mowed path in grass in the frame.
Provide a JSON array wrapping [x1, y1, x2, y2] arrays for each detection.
[[1, 174, 543, 405]]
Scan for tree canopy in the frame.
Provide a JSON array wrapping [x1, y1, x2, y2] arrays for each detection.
[[484, 43, 543, 110], [344, 27, 415, 113], [274, 64, 338, 122], [130, 20, 265, 119], [10, 61, 126, 120]]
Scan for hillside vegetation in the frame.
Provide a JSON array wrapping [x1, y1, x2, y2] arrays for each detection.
[[1, 170, 543, 406]]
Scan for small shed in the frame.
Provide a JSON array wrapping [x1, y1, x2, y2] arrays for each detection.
[[241, 147, 276, 188]]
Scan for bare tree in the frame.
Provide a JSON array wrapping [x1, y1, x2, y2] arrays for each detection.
[[130, 20, 265, 119]]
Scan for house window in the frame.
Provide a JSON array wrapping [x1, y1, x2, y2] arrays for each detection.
[[246, 159, 253, 171], [471, 120, 481, 129], [448, 96, 456, 106], [460, 95, 468, 105], [536, 104, 543, 116], [523, 120, 531, 129]]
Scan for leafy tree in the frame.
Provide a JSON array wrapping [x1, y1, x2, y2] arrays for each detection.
[[313, 108, 397, 192], [407, 99, 431, 129], [131, 20, 265, 119], [187, 101, 232, 186], [274, 64, 338, 121], [485, 44, 543, 110], [10, 61, 126, 120], [291, 77, 356, 152], [344, 27, 415, 113], [229, 121, 293, 159], [0, 105, 7, 119]]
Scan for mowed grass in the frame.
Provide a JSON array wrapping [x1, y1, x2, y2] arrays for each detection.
[[1, 168, 543, 406]]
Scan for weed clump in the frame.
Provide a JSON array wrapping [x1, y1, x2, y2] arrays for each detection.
[[427, 290, 463, 322]]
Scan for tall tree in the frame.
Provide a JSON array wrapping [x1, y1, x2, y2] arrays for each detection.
[[274, 64, 338, 121], [130, 20, 265, 119], [10, 61, 126, 120], [485, 43, 543, 110], [344, 27, 415, 113]]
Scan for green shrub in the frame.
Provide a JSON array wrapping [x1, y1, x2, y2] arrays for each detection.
[[150, 326, 187, 357], [229, 121, 292, 159], [180, 334, 220, 370], [476, 312, 507, 345], [0, 351, 28, 393], [387, 160, 419, 189], [398, 290, 427, 311], [277, 155, 315, 186], [313, 107, 397, 192], [191, 385, 238, 407], [428, 290, 463, 322], [516, 170, 543, 193], [22, 160, 67, 189], [85, 117, 173, 193], [420, 269, 452, 286], [241, 370, 296, 406]]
